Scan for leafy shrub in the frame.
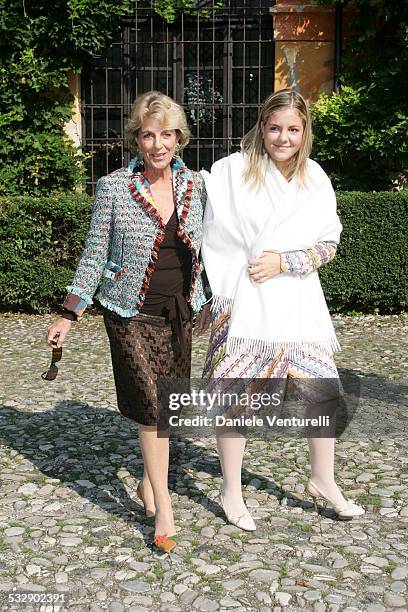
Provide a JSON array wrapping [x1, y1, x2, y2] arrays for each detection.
[[312, 87, 408, 191], [0, 0, 137, 195], [314, 1, 408, 190]]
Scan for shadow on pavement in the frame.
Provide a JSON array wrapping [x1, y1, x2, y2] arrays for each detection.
[[1, 399, 377, 545]]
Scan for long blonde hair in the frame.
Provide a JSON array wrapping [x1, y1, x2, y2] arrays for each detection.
[[241, 89, 312, 189]]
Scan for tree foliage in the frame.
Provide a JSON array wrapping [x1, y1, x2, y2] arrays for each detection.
[[0, 0, 209, 196], [0, 0, 136, 195], [313, 0, 408, 190]]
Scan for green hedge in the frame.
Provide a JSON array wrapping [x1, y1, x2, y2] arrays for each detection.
[[0, 194, 92, 313], [320, 191, 408, 314], [0, 191, 407, 314]]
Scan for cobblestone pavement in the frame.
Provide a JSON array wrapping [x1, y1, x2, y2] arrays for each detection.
[[1, 313, 408, 612]]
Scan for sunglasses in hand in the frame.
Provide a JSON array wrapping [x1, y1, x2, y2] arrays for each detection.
[[42, 346, 62, 381]]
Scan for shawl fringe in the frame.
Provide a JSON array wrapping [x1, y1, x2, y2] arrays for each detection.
[[211, 294, 234, 314], [212, 293, 341, 358], [226, 335, 341, 360]]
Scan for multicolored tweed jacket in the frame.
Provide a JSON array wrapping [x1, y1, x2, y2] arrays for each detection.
[[64, 154, 210, 318]]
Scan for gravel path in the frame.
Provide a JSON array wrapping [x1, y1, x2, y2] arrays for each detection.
[[0, 313, 407, 612]]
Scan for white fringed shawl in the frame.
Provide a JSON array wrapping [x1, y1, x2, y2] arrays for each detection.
[[200, 152, 342, 360]]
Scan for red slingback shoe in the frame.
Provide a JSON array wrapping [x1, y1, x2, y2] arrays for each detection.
[[153, 534, 177, 553]]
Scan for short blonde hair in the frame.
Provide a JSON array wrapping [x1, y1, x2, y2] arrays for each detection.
[[241, 89, 313, 189], [125, 91, 190, 154]]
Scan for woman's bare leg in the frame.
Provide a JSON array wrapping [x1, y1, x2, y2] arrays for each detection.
[[137, 467, 155, 516], [308, 437, 348, 507], [216, 430, 248, 517], [139, 425, 175, 536]]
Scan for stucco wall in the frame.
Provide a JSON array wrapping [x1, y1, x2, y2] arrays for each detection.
[[272, 0, 338, 100]]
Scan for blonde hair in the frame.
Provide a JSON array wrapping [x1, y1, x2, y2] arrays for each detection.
[[241, 89, 312, 189], [125, 91, 191, 154]]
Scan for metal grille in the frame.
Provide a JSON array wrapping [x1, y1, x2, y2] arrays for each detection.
[[81, 0, 275, 193]]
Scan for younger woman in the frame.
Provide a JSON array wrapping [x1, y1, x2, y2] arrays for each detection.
[[201, 89, 364, 530]]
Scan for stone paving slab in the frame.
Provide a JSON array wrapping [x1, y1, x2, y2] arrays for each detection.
[[0, 313, 408, 611]]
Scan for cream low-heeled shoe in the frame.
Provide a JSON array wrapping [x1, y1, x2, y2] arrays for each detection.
[[219, 488, 256, 531], [307, 479, 365, 519]]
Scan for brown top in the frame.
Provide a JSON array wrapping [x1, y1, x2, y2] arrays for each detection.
[[140, 209, 192, 316], [139, 209, 192, 356]]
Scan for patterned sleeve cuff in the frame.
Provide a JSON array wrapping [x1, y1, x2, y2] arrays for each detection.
[[62, 293, 88, 318], [280, 241, 338, 275], [280, 253, 291, 274]]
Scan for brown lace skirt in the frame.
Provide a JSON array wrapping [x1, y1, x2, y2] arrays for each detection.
[[103, 309, 192, 426]]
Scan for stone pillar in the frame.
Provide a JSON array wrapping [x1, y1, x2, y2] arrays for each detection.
[[64, 71, 82, 148], [271, 0, 337, 101]]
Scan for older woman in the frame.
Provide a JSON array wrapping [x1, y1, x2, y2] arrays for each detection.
[[46, 91, 211, 552]]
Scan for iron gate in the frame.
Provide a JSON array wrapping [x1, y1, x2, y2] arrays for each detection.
[[81, 0, 275, 192]]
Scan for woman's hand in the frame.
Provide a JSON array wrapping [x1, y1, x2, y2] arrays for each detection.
[[46, 317, 72, 348], [193, 303, 212, 336], [248, 251, 281, 283]]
